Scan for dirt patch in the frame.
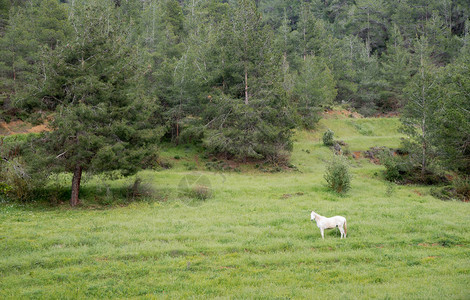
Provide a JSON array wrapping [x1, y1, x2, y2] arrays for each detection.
[[352, 151, 362, 159], [0, 122, 14, 135], [0, 120, 50, 135], [373, 111, 400, 118], [281, 192, 304, 199], [322, 109, 363, 119], [28, 123, 50, 133]]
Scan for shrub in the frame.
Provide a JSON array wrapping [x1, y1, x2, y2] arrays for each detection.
[[431, 176, 470, 202], [430, 186, 455, 201], [324, 156, 352, 194], [0, 182, 12, 199], [453, 176, 470, 201], [322, 129, 335, 146], [0, 158, 35, 201], [379, 150, 411, 182]]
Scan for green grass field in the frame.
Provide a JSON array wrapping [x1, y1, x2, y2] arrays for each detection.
[[1, 117, 469, 299]]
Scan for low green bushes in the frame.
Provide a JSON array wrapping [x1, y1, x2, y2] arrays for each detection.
[[322, 129, 335, 146], [324, 155, 352, 194]]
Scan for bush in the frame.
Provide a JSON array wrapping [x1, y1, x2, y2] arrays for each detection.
[[322, 129, 335, 146], [0, 157, 36, 201], [430, 186, 455, 201], [379, 151, 411, 182], [454, 176, 470, 201], [379, 148, 449, 185], [431, 177, 470, 202], [0, 182, 12, 199], [324, 156, 352, 194]]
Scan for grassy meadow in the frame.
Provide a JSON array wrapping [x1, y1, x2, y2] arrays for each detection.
[[1, 117, 469, 299]]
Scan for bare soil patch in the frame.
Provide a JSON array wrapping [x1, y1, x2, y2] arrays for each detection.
[[322, 109, 363, 119], [0, 120, 50, 136]]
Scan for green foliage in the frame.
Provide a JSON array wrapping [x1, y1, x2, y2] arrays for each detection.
[[399, 37, 470, 177], [322, 129, 335, 146], [430, 177, 470, 202], [12, 0, 164, 204], [324, 155, 352, 194], [294, 56, 336, 128], [401, 37, 440, 177], [1, 0, 469, 198], [430, 48, 470, 174], [29, 0, 161, 170], [379, 150, 411, 182], [0, 182, 11, 195], [203, 95, 294, 163], [453, 176, 470, 201], [344, 0, 389, 54], [0, 0, 72, 118], [380, 24, 414, 110], [0, 135, 37, 201], [187, 184, 212, 200]]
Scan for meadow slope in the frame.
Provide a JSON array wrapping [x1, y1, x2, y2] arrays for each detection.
[[1, 117, 469, 299]]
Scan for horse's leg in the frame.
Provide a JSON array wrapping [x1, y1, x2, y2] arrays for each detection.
[[339, 226, 345, 239], [320, 228, 324, 239]]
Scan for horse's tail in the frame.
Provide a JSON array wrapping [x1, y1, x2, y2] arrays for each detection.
[[344, 219, 347, 238]]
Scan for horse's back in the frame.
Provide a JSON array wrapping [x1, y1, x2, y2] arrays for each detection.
[[332, 216, 346, 224]]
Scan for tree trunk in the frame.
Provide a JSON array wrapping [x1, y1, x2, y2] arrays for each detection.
[[422, 141, 427, 177], [244, 68, 249, 105], [70, 165, 82, 206]]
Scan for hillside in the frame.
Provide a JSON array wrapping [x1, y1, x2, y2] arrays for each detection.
[[1, 117, 468, 299]]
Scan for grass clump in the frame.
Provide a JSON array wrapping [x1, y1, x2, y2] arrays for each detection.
[[178, 172, 213, 202], [188, 185, 212, 200]]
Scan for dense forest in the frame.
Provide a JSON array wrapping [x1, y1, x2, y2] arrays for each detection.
[[0, 0, 469, 204]]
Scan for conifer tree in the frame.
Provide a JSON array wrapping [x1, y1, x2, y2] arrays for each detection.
[[24, 0, 163, 206], [0, 0, 71, 119], [201, 0, 295, 162], [401, 37, 439, 176], [380, 24, 414, 110], [294, 56, 336, 128], [432, 45, 470, 174]]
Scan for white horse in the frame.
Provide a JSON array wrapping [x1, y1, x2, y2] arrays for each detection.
[[310, 211, 347, 239]]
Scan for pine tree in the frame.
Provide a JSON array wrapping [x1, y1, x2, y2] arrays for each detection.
[[380, 24, 414, 110], [401, 37, 439, 176], [0, 0, 71, 119], [232, 0, 265, 105], [201, 0, 295, 162], [345, 0, 389, 55], [23, 0, 163, 206], [0, 0, 10, 34], [294, 56, 336, 128], [432, 45, 470, 174]]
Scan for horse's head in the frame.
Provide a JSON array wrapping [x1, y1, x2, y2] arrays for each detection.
[[310, 211, 316, 221]]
